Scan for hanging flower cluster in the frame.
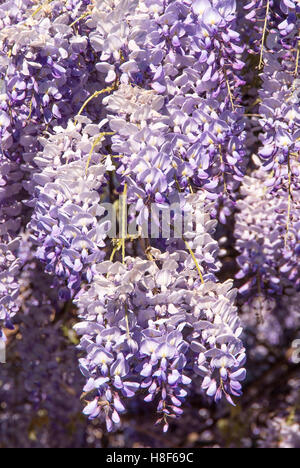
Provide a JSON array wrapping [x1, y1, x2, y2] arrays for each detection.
[[235, 157, 300, 298], [75, 248, 245, 432]]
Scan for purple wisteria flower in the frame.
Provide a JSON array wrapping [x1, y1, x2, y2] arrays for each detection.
[[0, 0, 298, 445], [235, 157, 300, 297], [0, 239, 20, 333]]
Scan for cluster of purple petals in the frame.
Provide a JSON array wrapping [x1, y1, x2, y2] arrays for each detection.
[[0, 0, 97, 326], [235, 158, 300, 297], [242, 0, 300, 183], [75, 235, 246, 431], [29, 126, 113, 296], [87, 0, 248, 223], [257, 30, 300, 177], [0, 239, 20, 339]]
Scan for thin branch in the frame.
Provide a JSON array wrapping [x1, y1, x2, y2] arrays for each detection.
[[258, 0, 270, 70], [183, 239, 205, 285]]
